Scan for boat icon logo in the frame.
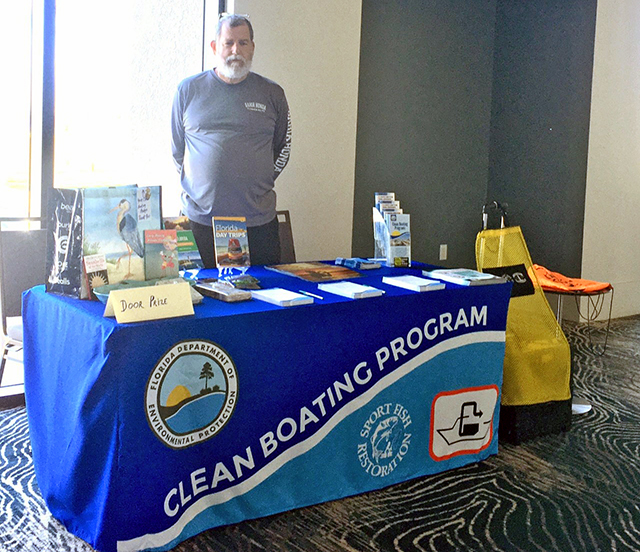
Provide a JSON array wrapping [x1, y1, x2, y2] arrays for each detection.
[[430, 386, 499, 461]]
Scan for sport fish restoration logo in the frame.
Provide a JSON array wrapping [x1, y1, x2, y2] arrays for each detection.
[[358, 403, 412, 477], [145, 340, 238, 449]]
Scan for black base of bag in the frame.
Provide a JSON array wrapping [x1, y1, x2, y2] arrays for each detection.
[[499, 399, 572, 444]]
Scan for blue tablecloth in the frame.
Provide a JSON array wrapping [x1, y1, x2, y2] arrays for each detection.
[[23, 263, 511, 552]]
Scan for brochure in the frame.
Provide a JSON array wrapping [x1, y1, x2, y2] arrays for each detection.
[[385, 213, 411, 268]]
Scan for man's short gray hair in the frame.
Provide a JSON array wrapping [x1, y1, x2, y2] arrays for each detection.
[[216, 14, 254, 41]]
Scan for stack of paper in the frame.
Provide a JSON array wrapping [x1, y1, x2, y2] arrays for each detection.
[[317, 282, 384, 299], [250, 288, 314, 307], [382, 275, 445, 292], [424, 268, 506, 286]]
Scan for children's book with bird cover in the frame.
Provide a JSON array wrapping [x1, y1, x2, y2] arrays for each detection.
[[82, 185, 163, 285]]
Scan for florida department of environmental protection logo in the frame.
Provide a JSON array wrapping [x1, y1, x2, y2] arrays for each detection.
[[357, 403, 412, 477], [145, 340, 238, 449]]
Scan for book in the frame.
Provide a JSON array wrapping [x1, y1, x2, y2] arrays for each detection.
[[382, 275, 445, 292], [251, 288, 314, 307], [424, 268, 506, 286], [83, 253, 109, 300], [144, 229, 179, 280], [163, 215, 191, 230], [317, 281, 384, 299], [194, 281, 252, 302], [136, 186, 163, 227], [266, 261, 362, 282], [176, 230, 204, 271], [212, 216, 250, 268]]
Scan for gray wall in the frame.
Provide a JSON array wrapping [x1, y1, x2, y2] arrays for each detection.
[[352, 0, 497, 267], [353, 0, 597, 275], [488, 0, 597, 276]]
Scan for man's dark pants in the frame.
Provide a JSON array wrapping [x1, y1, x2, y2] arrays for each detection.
[[190, 216, 281, 268]]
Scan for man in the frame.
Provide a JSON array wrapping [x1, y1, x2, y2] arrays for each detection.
[[171, 14, 291, 267]]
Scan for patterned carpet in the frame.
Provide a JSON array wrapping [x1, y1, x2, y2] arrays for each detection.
[[2, 318, 640, 552]]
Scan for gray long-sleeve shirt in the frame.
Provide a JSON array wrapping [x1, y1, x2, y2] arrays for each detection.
[[171, 69, 291, 227]]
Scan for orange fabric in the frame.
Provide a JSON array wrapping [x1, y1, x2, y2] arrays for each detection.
[[532, 264, 612, 294]]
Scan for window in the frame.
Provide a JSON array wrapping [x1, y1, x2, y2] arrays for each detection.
[[54, 0, 204, 216], [0, 3, 33, 219], [4, 0, 221, 221]]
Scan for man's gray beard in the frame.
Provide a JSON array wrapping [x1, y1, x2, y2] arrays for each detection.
[[217, 55, 252, 81]]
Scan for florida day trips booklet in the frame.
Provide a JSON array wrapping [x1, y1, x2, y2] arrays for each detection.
[[212, 216, 251, 268]]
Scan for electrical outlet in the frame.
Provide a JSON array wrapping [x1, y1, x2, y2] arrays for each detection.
[[439, 244, 448, 261]]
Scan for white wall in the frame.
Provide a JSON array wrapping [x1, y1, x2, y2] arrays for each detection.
[[232, 0, 363, 261], [582, 0, 640, 318]]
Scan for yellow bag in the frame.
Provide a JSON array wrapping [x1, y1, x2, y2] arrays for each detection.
[[475, 226, 571, 407]]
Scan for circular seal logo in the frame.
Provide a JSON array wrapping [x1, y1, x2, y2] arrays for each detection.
[[145, 339, 238, 449], [357, 402, 412, 477]]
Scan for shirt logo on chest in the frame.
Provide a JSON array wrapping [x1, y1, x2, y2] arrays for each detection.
[[245, 101, 267, 113]]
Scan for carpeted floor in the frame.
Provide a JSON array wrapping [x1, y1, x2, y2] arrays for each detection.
[[2, 318, 640, 552]]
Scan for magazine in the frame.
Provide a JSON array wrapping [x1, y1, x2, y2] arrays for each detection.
[[266, 261, 362, 282], [212, 216, 250, 268]]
